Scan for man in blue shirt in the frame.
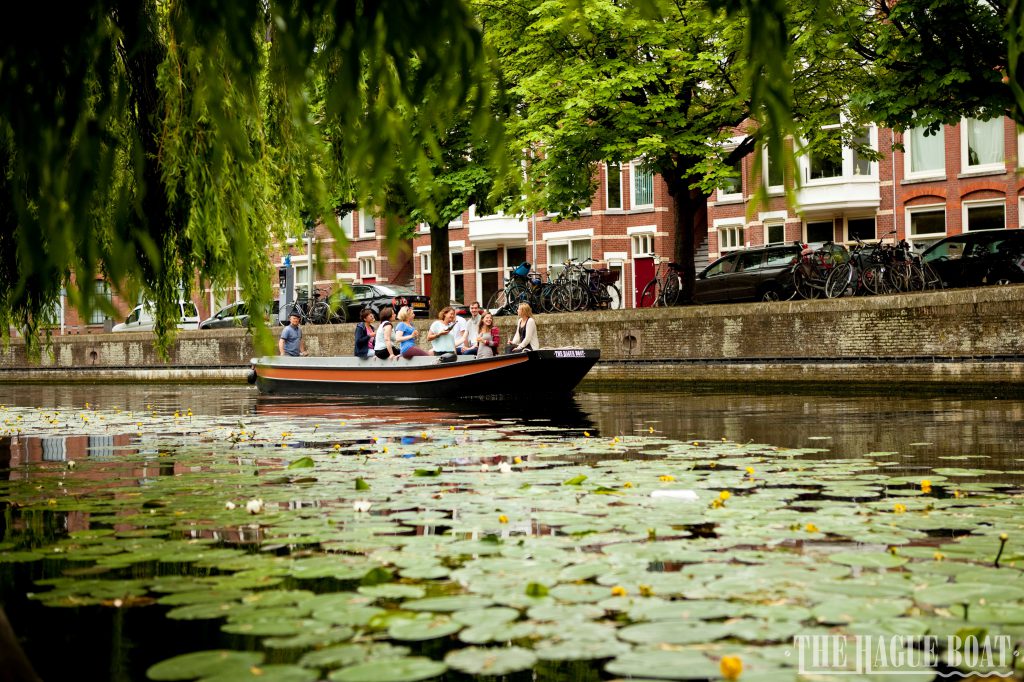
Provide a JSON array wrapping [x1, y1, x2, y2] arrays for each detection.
[[279, 312, 306, 356]]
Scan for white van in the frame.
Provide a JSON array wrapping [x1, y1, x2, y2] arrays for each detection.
[[112, 301, 200, 332]]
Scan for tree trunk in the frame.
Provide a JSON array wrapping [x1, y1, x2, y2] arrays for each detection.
[[428, 223, 450, 319], [663, 163, 708, 304]]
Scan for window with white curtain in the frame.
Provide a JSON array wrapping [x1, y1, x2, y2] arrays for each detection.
[[963, 117, 1004, 171], [606, 163, 623, 210], [359, 208, 375, 236], [906, 125, 945, 178], [631, 161, 654, 208], [718, 226, 743, 252], [338, 212, 353, 238]]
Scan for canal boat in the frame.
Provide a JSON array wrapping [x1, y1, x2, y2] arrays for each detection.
[[248, 348, 600, 398]]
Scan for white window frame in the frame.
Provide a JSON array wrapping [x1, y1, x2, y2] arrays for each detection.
[[804, 220, 835, 244], [89, 281, 110, 324], [450, 248, 466, 302], [547, 238, 592, 276], [960, 117, 1005, 174], [905, 204, 947, 244], [799, 120, 878, 185], [762, 144, 785, 195], [714, 218, 744, 255], [358, 255, 377, 279], [716, 135, 745, 203], [359, 208, 375, 237], [476, 248, 502, 307], [903, 125, 946, 181], [764, 221, 786, 245], [606, 162, 624, 211], [962, 199, 1006, 232], [843, 216, 877, 244], [630, 160, 654, 209], [338, 213, 353, 239], [631, 233, 655, 257]]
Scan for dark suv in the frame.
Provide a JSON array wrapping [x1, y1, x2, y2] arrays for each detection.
[[694, 243, 802, 303], [921, 229, 1024, 289]]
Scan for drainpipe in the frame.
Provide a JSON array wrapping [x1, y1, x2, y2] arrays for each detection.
[[531, 213, 537, 268], [891, 129, 898, 243]]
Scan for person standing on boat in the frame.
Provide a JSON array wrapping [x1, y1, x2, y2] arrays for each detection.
[[354, 309, 376, 358], [475, 312, 500, 358], [374, 306, 399, 360], [428, 306, 458, 355], [279, 312, 306, 357], [509, 303, 539, 353], [395, 306, 430, 358], [457, 301, 481, 355]]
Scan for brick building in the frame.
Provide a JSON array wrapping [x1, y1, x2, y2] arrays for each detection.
[[50, 115, 1024, 334]]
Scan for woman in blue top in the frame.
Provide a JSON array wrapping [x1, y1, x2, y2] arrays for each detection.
[[395, 306, 430, 358]]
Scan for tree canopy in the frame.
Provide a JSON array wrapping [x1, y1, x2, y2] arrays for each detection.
[[0, 0, 494, 353]]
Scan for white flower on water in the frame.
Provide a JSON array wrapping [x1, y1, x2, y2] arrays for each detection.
[[353, 499, 372, 513], [498, 462, 513, 474], [224, 501, 237, 510], [245, 498, 264, 514], [479, 463, 490, 472], [650, 490, 699, 502]]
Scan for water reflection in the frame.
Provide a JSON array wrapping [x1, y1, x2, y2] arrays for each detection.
[[0, 383, 1021, 466]]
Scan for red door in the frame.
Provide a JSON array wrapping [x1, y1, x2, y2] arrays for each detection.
[[423, 273, 432, 296], [634, 256, 655, 307]]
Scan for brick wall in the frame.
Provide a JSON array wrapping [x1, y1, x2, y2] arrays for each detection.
[[1, 286, 1021, 374]]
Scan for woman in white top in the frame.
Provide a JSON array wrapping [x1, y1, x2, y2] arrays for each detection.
[[509, 303, 539, 353], [373, 306, 398, 360], [475, 312, 500, 358]]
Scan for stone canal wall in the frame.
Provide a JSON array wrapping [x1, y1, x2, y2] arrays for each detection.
[[0, 285, 1021, 386]]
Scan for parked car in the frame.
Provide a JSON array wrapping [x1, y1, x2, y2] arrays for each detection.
[[694, 243, 802, 303], [112, 301, 200, 332], [920, 229, 1024, 289], [199, 300, 278, 330], [329, 284, 432, 321]]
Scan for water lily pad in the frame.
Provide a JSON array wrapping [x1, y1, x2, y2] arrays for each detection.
[[444, 646, 537, 675], [199, 664, 318, 682], [328, 657, 446, 682], [605, 649, 717, 679], [402, 595, 493, 612], [618, 621, 731, 645], [387, 613, 462, 641], [146, 650, 264, 681], [828, 552, 907, 568], [300, 643, 411, 669]]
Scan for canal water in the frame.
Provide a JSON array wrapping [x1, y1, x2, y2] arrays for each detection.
[[0, 383, 1021, 681]]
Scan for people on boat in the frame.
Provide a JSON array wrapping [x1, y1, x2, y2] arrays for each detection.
[[279, 312, 306, 357], [475, 312, 500, 358], [509, 303, 539, 353], [354, 308, 376, 358], [373, 306, 399, 360], [457, 301, 481, 355], [427, 306, 458, 355], [395, 306, 430, 358]]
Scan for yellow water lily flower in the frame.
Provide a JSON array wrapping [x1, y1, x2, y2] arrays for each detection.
[[513, 457, 523, 464], [893, 503, 907, 514], [638, 584, 654, 597], [659, 475, 675, 482], [623, 482, 634, 488], [745, 467, 755, 476], [333, 444, 341, 451], [719, 490, 731, 501], [933, 551, 945, 561], [920, 480, 932, 493], [610, 585, 627, 597], [720, 655, 743, 681], [498, 514, 509, 524], [805, 523, 819, 533], [584, 431, 591, 437]]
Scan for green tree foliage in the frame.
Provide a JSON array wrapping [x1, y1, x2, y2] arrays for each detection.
[[836, 0, 1012, 130], [0, 0, 492, 354], [478, 0, 860, 300]]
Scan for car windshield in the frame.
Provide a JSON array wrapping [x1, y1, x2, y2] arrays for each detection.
[[373, 285, 418, 296], [183, 302, 199, 317]]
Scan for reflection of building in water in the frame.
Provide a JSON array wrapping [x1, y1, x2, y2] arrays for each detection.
[[87, 434, 116, 459], [41, 436, 67, 462]]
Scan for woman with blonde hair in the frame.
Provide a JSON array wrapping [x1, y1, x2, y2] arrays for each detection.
[[394, 306, 430, 358], [508, 303, 539, 353], [475, 312, 500, 358]]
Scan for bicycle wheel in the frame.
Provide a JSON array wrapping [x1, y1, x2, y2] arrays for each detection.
[[309, 302, 330, 324], [283, 302, 307, 324], [507, 282, 531, 313], [824, 262, 853, 298], [860, 264, 887, 295], [603, 284, 622, 310], [920, 261, 944, 290], [486, 289, 508, 315], [792, 269, 819, 300], [638, 279, 659, 308], [540, 283, 558, 313], [661, 273, 681, 306], [551, 283, 573, 312], [886, 261, 914, 293], [565, 281, 588, 311]]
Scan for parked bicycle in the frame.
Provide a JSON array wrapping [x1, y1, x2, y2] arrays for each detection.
[[638, 259, 683, 307], [789, 241, 849, 300], [284, 288, 331, 324]]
